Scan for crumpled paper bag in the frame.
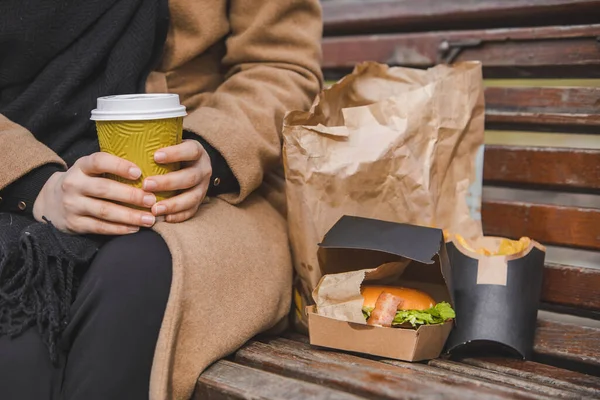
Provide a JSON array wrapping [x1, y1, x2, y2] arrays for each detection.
[[283, 61, 485, 330]]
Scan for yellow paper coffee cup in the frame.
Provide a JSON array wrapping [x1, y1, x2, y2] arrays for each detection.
[[90, 94, 187, 203]]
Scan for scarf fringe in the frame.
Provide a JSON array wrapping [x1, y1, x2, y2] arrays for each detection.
[[0, 216, 98, 363]]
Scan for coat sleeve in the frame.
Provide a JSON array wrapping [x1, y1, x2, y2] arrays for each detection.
[[0, 114, 66, 213], [181, 0, 323, 204]]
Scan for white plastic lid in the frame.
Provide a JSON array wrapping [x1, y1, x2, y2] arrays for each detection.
[[90, 94, 187, 121]]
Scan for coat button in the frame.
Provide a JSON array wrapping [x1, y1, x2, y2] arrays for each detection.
[[18, 201, 27, 211], [0, 196, 3, 205], [213, 177, 221, 187]]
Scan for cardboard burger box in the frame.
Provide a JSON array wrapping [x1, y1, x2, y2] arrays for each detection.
[[444, 237, 546, 359], [306, 215, 455, 362]]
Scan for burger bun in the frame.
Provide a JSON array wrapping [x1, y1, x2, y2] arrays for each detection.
[[361, 286, 435, 311]]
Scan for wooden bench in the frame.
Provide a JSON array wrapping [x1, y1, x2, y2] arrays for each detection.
[[195, 1, 600, 398]]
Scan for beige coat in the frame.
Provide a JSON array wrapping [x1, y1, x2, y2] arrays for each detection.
[[0, 1, 323, 398]]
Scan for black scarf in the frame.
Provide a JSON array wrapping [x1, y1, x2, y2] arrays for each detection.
[[0, 0, 168, 362]]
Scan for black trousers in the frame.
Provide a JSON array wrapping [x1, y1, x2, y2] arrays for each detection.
[[0, 230, 172, 400]]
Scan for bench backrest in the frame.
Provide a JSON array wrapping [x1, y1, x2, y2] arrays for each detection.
[[320, 0, 600, 368]]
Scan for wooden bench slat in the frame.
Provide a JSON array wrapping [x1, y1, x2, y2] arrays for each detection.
[[461, 358, 600, 395], [377, 359, 548, 400], [482, 200, 600, 250], [235, 338, 518, 400], [534, 318, 600, 368], [427, 359, 586, 399], [322, 24, 600, 78], [485, 111, 600, 133], [483, 146, 600, 191], [484, 86, 600, 131], [322, 0, 600, 35], [484, 87, 600, 116], [541, 263, 600, 311], [195, 360, 364, 400], [486, 109, 600, 126]]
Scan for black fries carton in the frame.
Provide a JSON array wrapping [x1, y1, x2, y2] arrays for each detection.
[[306, 216, 455, 361], [445, 236, 546, 359]]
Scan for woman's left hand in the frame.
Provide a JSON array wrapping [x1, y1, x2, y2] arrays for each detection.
[[144, 140, 212, 223]]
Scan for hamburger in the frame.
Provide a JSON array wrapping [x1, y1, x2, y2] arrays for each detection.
[[361, 285, 455, 328]]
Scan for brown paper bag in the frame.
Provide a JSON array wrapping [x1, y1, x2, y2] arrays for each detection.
[[312, 261, 411, 324], [283, 61, 485, 330]]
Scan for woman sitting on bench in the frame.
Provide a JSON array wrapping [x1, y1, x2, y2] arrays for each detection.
[[0, 0, 322, 399]]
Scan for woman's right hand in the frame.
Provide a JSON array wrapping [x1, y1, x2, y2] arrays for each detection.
[[33, 152, 158, 235]]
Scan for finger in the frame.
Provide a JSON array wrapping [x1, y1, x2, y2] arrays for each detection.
[[151, 185, 205, 216], [66, 216, 141, 236], [144, 164, 210, 192], [154, 140, 204, 164], [78, 152, 142, 180], [165, 209, 198, 223], [82, 177, 157, 208], [73, 197, 156, 228]]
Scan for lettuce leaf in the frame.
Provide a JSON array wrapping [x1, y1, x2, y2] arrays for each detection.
[[362, 302, 455, 327], [392, 302, 455, 327], [429, 301, 456, 322]]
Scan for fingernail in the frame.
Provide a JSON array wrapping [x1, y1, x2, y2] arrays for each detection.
[[128, 227, 140, 233], [129, 167, 142, 179], [143, 194, 156, 207], [144, 179, 157, 191], [141, 215, 155, 226], [154, 152, 166, 163], [155, 205, 167, 215]]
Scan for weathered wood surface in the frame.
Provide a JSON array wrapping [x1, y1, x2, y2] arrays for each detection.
[[322, 0, 600, 35], [378, 359, 547, 400], [483, 146, 600, 191], [484, 87, 600, 130], [427, 359, 586, 399], [462, 357, 600, 396], [534, 319, 600, 368], [235, 338, 532, 399], [321, 24, 600, 77], [194, 360, 365, 400], [541, 263, 600, 311], [485, 87, 600, 113], [482, 201, 600, 250], [197, 333, 600, 398]]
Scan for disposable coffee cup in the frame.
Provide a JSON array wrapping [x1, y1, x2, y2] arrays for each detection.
[[90, 94, 187, 204]]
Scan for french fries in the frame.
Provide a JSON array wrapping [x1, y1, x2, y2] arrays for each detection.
[[446, 231, 530, 256], [437, 225, 530, 256], [496, 237, 531, 256]]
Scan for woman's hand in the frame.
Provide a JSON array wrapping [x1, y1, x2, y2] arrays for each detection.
[[144, 140, 212, 223], [33, 152, 158, 235]]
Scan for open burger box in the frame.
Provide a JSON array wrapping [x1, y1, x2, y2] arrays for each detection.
[[306, 215, 455, 362], [444, 236, 546, 359]]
